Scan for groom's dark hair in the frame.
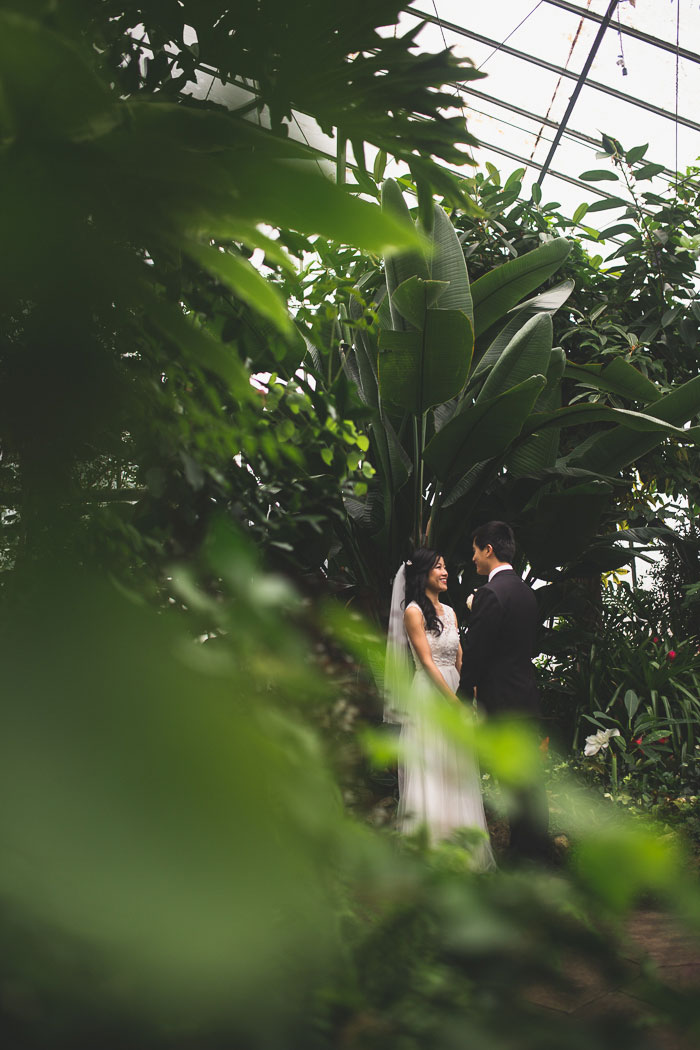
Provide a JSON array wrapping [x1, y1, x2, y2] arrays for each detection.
[[472, 521, 516, 563]]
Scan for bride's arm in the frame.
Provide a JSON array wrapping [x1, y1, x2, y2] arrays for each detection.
[[455, 614, 463, 675], [404, 606, 459, 701]]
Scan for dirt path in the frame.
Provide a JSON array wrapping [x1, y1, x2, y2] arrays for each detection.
[[526, 909, 700, 1049]]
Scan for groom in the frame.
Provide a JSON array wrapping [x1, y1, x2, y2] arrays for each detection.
[[460, 521, 549, 862]]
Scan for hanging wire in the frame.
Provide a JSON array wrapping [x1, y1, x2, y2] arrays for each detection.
[[476, 0, 545, 70], [202, 68, 215, 103], [616, 4, 628, 75], [530, 2, 591, 160], [291, 112, 329, 178], [535, 0, 621, 185], [430, 0, 450, 52], [428, 1, 477, 150], [429, 0, 544, 151]]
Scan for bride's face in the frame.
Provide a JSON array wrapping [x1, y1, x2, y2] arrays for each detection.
[[427, 556, 448, 593]]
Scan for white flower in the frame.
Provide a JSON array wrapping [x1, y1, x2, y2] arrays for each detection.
[[584, 727, 620, 757], [466, 592, 475, 610]]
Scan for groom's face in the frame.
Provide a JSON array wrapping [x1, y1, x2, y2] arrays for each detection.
[[472, 542, 492, 576]]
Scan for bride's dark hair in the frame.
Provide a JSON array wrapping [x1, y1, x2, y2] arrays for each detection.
[[404, 547, 444, 635]]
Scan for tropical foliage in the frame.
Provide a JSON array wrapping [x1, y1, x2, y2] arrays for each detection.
[[455, 145, 700, 530], [0, 0, 484, 587], [3, 2, 700, 1048], [541, 582, 700, 756], [325, 175, 700, 620]]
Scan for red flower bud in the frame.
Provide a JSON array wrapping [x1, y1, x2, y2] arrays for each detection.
[[659, 737, 669, 745], [668, 650, 677, 660], [635, 736, 644, 746], [653, 636, 659, 643]]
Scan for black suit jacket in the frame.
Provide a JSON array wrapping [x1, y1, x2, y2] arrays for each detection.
[[460, 569, 540, 717]]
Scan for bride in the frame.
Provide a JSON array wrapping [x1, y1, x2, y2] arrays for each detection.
[[385, 548, 494, 867]]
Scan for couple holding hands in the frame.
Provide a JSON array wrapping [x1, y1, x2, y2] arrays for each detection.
[[386, 521, 549, 868]]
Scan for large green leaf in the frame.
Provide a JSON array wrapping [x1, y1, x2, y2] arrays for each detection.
[[123, 100, 312, 160], [525, 402, 695, 440], [381, 179, 429, 330], [371, 411, 412, 501], [0, 567, 346, 1032], [347, 410, 412, 540], [231, 161, 423, 256], [467, 314, 528, 388], [471, 238, 571, 338], [423, 375, 546, 483], [563, 544, 641, 579], [185, 242, 293, 334], [344, 291, 380, 409], [391, 277, 449, 328], [102, 105, 424, 259], [520, 481, 613, 572], [340, 345, 364, 399], [421, 203, 473, 327], [506, 347, 566, 476], [383, 410, 413, 485], [570, 374, 700, 474], [565, 359, 661, 404], [508, 395, 700, 487], [375, 289, 393, 331], [0, 12, 115, 142], [94, 104, 424, 285], [507, 279, 575, 319], [477, 314, 553, 403], [378, 307, 473, 414], [145, 296, 250, 396], [441, 459, 493, 508], [352, 331, 380, 410], [468, 281, 573, 393], [433, 397, 458, 433]]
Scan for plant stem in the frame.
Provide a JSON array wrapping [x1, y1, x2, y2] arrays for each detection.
[[611, 752, 618, 798], [426, 490, 441, 541], [620, 160, 666, 308], [417, 412, 426, 542], [336, 135, 347, 187], [412, 415, 420, 545]]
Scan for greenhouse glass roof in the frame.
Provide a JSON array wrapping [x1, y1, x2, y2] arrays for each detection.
[[398, 0, 700, 217], [187, 1, 700, 227]]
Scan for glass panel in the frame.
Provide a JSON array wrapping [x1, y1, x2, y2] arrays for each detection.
[[395, 0, 700, 225]]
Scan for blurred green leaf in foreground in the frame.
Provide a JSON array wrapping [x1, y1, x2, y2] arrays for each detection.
[[0, 528, 346, 1042], [3, 532, 700, 1049]]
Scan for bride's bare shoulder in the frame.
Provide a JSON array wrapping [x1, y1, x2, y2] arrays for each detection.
[[404, 601, 424, 624]]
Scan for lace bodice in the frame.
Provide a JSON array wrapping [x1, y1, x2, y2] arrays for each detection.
[[406, 601, 460, 670]]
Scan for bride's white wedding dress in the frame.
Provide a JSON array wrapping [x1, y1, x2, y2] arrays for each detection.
[[398, 601, 494, 868]]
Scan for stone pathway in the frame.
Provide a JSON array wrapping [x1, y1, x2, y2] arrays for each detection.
[[526, 909, 700, 1049]]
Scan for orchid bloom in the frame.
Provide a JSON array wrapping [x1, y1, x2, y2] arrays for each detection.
[[584, 727, 620, 757]]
